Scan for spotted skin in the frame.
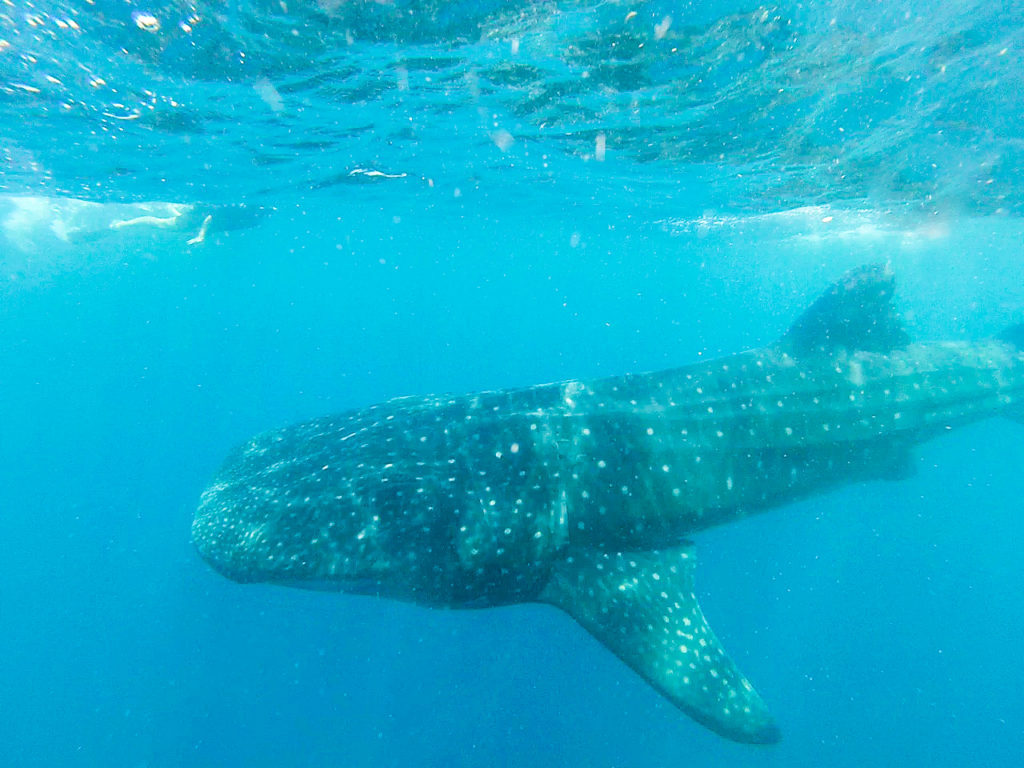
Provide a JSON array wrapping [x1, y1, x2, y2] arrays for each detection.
[[193, 266, 1024, 744]]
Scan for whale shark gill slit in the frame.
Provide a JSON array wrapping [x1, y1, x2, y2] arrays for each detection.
[[192, 264, 1024, 743]]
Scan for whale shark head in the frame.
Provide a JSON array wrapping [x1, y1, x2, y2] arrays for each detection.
[[191, 400, 561, 607], [191, 416, 456, 601]]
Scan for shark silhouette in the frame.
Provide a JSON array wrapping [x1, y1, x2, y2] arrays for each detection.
[[193, 265, 1024, 743]]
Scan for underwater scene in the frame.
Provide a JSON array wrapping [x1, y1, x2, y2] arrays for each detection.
[[2, 1, 1023, 766]]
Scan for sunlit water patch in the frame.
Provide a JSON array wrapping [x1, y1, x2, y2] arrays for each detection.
[[1, 0, 1021, 214]]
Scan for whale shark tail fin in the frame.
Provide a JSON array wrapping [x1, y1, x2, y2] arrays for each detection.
[[539, 544, 780, 745], [783, 264, 910, 356]]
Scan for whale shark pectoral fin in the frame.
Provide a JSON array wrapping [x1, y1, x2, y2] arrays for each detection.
[[783, 264, 910, 356], [539, 545, 780, 744]]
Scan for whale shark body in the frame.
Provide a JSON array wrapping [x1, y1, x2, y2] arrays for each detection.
[[193, 265, 1024, 743]]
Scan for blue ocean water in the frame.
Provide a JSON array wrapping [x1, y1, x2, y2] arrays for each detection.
[[2, 1, 1024, 766]]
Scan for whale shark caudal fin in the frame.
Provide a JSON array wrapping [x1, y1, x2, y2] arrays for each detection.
[[782, 264, 910, 356], [539, 545, 780, 744]]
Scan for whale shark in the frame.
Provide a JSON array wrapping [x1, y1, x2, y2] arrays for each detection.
[[192, 265, 1024, 744]]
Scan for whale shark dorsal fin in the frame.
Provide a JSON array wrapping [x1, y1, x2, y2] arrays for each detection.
[[539, 545, 780, 744], [998, 322, 1024, 350], [783, 264, 909, 356]]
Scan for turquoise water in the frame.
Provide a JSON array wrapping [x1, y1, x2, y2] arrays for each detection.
[[2, 2, 1024, 766]]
